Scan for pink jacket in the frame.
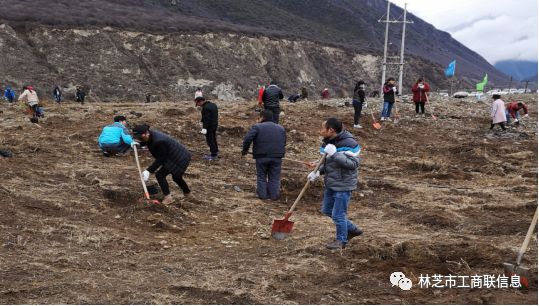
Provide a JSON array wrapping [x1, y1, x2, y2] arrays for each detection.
[[491, 99, 506, 124]]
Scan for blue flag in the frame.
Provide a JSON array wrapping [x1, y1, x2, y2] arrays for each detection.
[[445, 60, 456, 77]]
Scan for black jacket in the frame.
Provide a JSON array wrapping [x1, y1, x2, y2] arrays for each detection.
[[201, 101, 218, 130], [383, 84, 398, 103], [145, 130, 191, 176], [353, 85, 365, 102], [242, 120, 286, 159], [262, 85, 283, 108]]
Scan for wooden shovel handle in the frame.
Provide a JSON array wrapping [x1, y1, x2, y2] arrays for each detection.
[[133, 145, 150, 200], [517, 207, 538, 265], [286, 154, 326, 214]]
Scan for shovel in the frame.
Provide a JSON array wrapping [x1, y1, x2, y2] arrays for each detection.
[[392, 91, 401, 124], [425, 93, 437, 120], [369, 104, 382, 129], [133, 144, 160, 205], [272, 154, 326, 240], [503, 206, 538, 288]]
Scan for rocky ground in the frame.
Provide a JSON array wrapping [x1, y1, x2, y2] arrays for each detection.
[[0, 95, 537, 304]]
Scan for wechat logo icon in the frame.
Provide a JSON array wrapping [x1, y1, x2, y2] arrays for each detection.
[[390, 272, 413, 291]]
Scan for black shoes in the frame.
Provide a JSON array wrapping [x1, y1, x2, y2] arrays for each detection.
[[347, 228, 363, 241]]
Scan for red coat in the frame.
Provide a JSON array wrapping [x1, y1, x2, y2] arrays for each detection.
[[411, 82, 430, 103], [257, 87, 264, 106], [506, 102, 528, 119]]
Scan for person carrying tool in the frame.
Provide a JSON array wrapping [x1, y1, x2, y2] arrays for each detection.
[[98, 115, 135, 157], [352, 80, 366, 128], [505, 101, 529, 125], [18, 85, 39, 118], [195, 96, 219, 160], [132, 124, 192, 206], [262, 80, 284, 123], [411, 78, 430, 117], [490, 94, 506, 131], [307, 118, 363, 249], [381, 77, 398, 121], [241, 110, 286, 201]]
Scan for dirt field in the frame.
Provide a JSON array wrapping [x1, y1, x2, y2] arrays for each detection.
[[0, 95, 537, 304]]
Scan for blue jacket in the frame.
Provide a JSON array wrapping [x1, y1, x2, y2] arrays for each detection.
[[242, 120, 286, 158], [98, 122, 133, 146], [4, 87, 14, 99]]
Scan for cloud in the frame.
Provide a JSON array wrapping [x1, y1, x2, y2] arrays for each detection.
[[390, 0, 538, 64]]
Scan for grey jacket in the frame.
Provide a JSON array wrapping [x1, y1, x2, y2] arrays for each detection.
[[242, 120, 286, 159], [319, 130, 360, 191], [262, 84, 283, 108]]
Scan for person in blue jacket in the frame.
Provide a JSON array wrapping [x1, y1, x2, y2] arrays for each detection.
[[4, 86, 15, 103], [308, 118, 363, 249], [98, 115, 135, 157]]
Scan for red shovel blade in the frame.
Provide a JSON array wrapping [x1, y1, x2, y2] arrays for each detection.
[[271, 212, 294, 240]]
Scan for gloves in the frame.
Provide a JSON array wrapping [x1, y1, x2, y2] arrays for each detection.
[[307, 170, 320, 182], [524, 114, 529, 118], [142, 170, 150, 182], [392, 86, 397, 92], [130, 141, 140, 148], [200, 128, 207, 135], [323, 144, 337, 157], [241, 151, 248, 156]]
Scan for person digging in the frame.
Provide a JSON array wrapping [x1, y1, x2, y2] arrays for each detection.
[[132, 124, 192, 206], [307, 118, 363, 249]]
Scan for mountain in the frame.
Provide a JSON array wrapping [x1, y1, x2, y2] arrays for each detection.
[[0, 0, 509, 100], [494, 60, 538, 81]]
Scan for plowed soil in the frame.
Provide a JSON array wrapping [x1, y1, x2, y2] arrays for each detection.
[[0, 96, 537, 304]]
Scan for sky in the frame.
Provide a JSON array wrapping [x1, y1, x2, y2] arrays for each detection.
[[390, 0, 538, 65]]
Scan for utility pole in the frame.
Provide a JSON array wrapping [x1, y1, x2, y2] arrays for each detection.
[[378, 1, 413, 94], [397, 3, 409, 94]]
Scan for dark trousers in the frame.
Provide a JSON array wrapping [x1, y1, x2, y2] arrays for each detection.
[[490, 122, 506, 131], [100, 141, 130, 154], [54, 95, 61, 103], [352, 99, 363, 125], [255, 157, 282, 200], [264, 105, 280, 124], [155, 167, 190, 196], [415, 102, 425, 114], [30, 104, 39, 118], [205, 128, 219, 157]]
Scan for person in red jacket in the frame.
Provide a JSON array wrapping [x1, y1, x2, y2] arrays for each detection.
[[505, 101, 529, 125], [411, 78, 430, 117], [257, 85, 265, 106], [321, 88, 330, 99]]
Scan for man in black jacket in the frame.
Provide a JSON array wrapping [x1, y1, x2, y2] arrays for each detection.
[[262, 80, 284, 124], [195, 96, 219, 160], [132, 124, 192, 205], [242, 110, 286, 200]]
